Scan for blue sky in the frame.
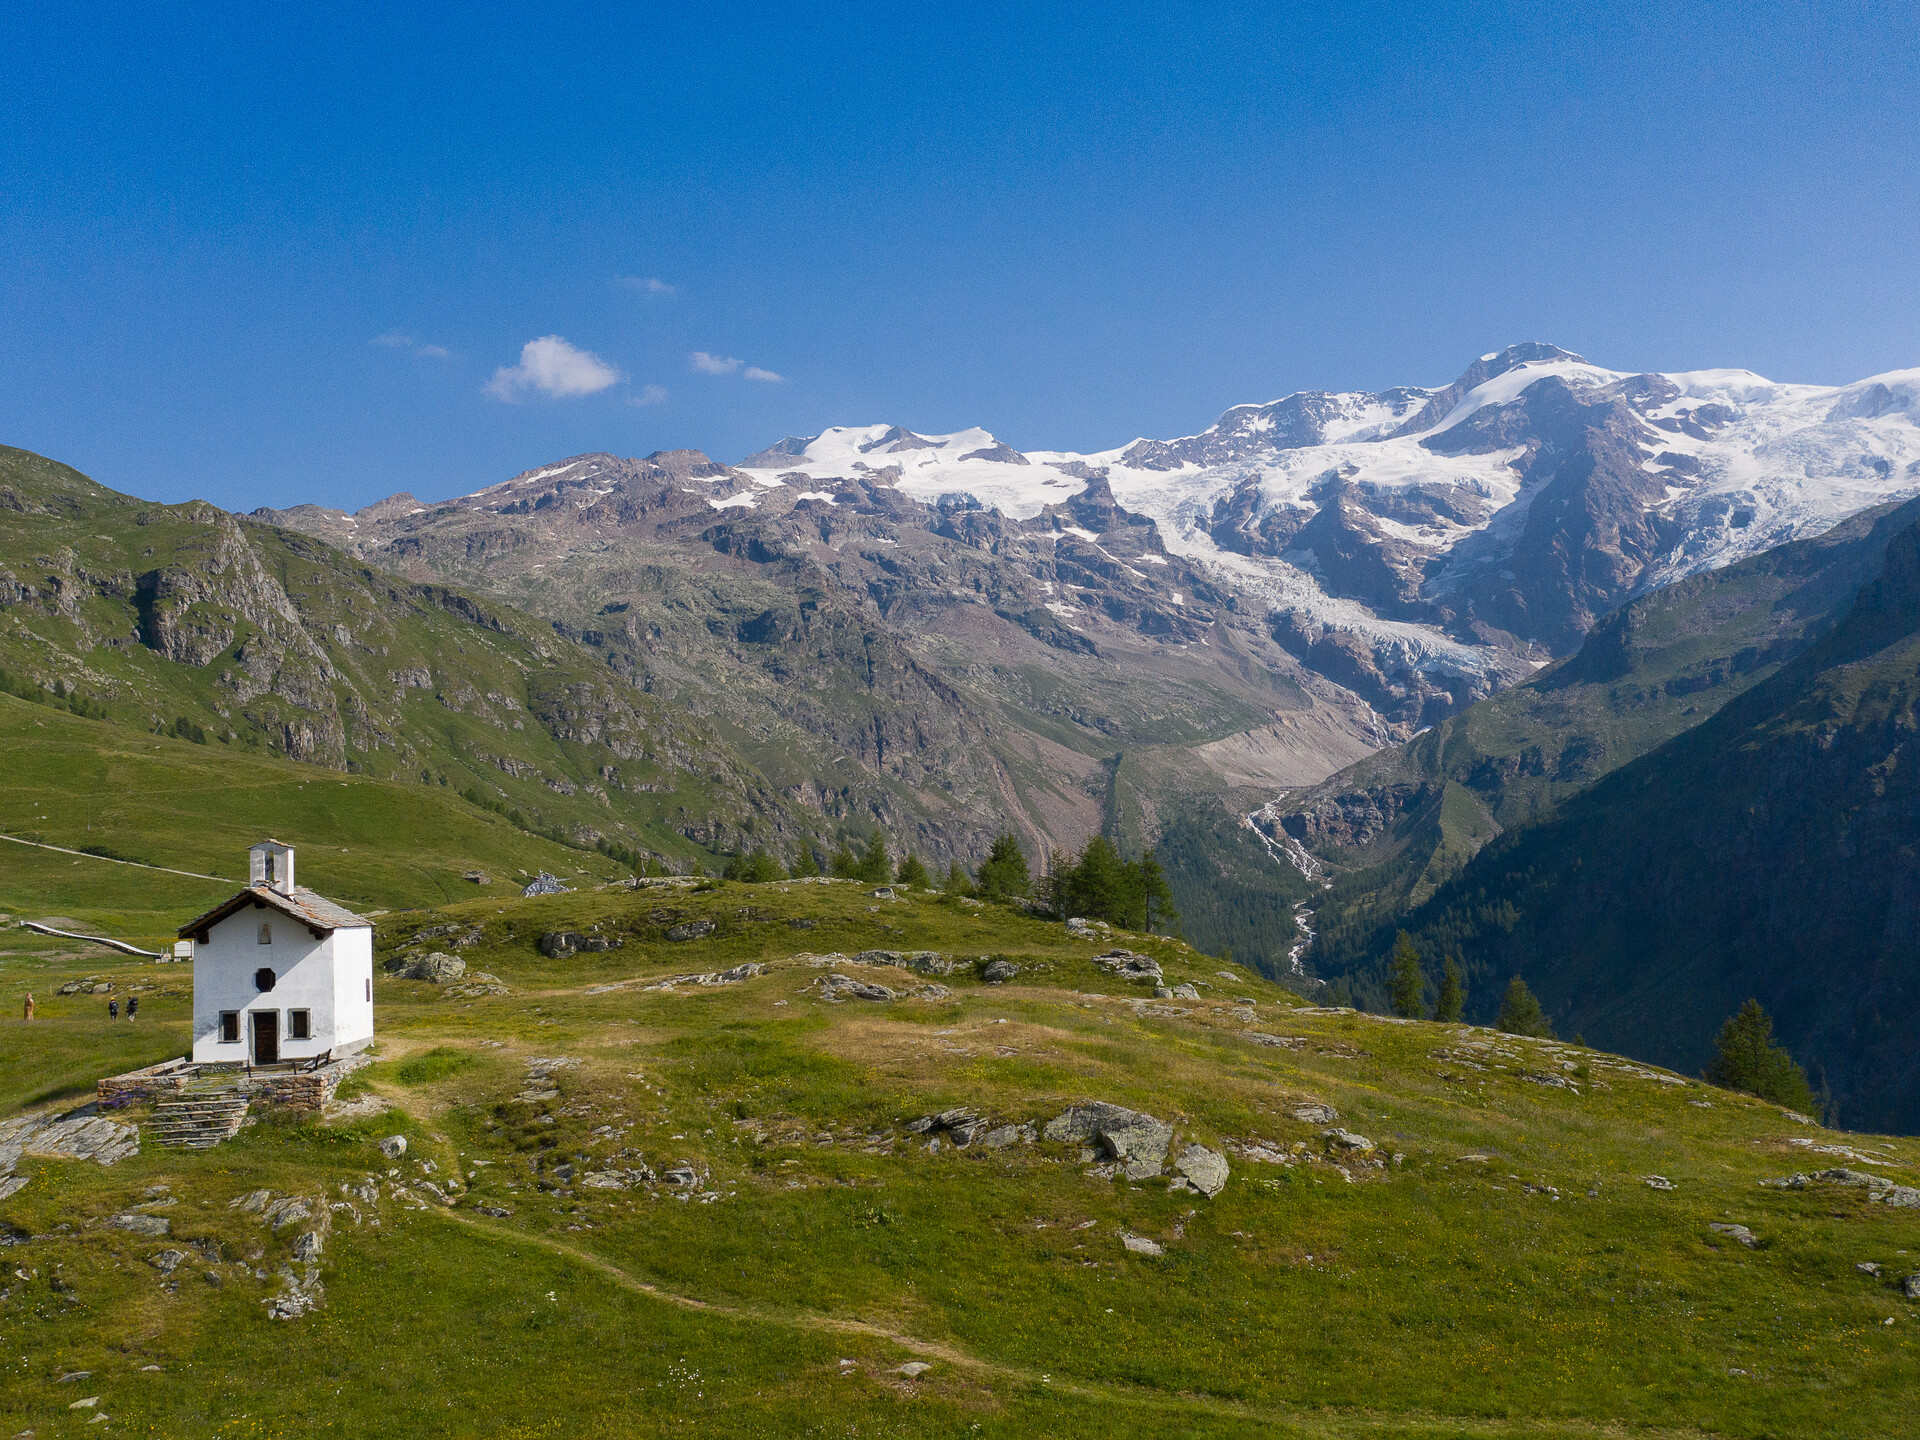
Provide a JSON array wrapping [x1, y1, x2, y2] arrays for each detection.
[[3, 1, 1916, 512]]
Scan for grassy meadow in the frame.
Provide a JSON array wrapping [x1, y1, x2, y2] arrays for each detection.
[[2, 867, 1916, 1436]]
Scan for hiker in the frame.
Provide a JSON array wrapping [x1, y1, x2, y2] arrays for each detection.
[[127, 994, 139, 1020], [22, 994, 32, 1021], [108, 997, 118, 1021]]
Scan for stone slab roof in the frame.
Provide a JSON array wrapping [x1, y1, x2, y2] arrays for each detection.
[[179, 885, 372, 940]]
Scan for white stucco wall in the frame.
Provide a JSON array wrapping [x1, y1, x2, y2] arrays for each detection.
[[191, 900, 374, 1063]]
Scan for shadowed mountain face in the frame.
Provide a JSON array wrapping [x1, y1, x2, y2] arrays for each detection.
[[1306, 506, 1920, 1132]]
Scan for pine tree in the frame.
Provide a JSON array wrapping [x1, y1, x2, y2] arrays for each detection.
[[828, 842, 860, 879], [791, 847, 821, 878], [1704, 999, 1817, 1115], [853, 828, 892, 885], [975, 833, 1031, 900], [1434, 957, 1465, 1023], [895, 852, 931, 889], [1496, 976, 1554, 1038], [941, 860, 973, 897], [1388, 932, 1424, 1018]]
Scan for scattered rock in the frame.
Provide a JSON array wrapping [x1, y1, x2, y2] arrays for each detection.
[[1764, 1169, 1920, 1206], [1174, 1143, 1229, 1198], [1323, 1129, 1375, 1153], [392, 951, 466, 983], [982, 960, 1021, 984], [664, 920, 716, 942], [1289, 1103, 1338, 1125], [1904, 1274, 1920, 1300], [644, 962, 765, 991], [1858, 1261, 1882, 1276], [1645, 1176, 1677, 1191], [538, 931, 622, 958], [1709, 1223, 1757, 1247], [377, 1135, 408, 1160], [292, 1231, 324, 1263], [980, 1122, 1038, 1149], [108, 1213, 170, 1237], [1092, 949, 1163, 984], [896, 1361, 932, 1379], [1045, 1102, 1173, 1179], [1121, 1233, 1163, 1256], [147, 1249, 186, 1274], [818, 974, 896, 1002]]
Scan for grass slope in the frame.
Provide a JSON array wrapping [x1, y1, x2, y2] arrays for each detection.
[[0, 693, 632, 942], [3, 870, 1916, 1436]]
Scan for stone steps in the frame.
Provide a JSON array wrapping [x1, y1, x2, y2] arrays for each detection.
[[148, 1089, 249, 1150]]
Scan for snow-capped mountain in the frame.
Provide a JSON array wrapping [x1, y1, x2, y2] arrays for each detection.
[[739, 342, 1920, 661]]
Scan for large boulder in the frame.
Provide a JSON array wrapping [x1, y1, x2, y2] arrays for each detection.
[[1174, 1143, 1230, 1198], [1044, 1102, 1173, 1178], [1092, 950, 1163, 984], [397, 952, 466, 984]]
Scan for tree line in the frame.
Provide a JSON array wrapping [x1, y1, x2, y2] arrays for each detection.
[[1381, 932, 1817, 1113]]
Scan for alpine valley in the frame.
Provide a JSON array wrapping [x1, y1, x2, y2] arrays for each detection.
[[6, 342, 1919, 1105], [6, 343, 1920, 1438]]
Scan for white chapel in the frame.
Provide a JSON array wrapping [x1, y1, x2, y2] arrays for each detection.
[[179, 840, 375, 1066]]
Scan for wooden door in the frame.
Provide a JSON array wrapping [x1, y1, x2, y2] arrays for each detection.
[[252, 1010, 279, 1066]]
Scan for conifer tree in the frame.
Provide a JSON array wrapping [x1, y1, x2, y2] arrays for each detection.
[[791, 847, 821, 878], [852, 828, 891, 884], [1434, 957, 1465, 1023], [895, 852, 931, 889], [975, 833, 1031, 900], [828, 842, 859, 879], [1388, 932, 1424, 1018], [1704, 1000, 1817, 1115], [1497, 976, 1555, 1038], [941, 859, 973, 896]]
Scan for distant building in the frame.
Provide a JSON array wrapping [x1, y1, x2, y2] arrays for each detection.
[[178, 840, 374, 1066]]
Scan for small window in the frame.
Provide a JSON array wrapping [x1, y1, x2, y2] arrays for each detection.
[[254, 967, 276, 993], [219, 1011, 240, 1044], [258, 922, 272, 945], [288, 1009, 311, 1041], [365, 978, 371, 1003]]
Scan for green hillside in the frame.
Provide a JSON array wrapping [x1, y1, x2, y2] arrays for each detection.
[[0, 692, 642, 942], [3, 869, 1917, 1436], [0, 444, 816, 874], [1321, 514, 1920, 1132]]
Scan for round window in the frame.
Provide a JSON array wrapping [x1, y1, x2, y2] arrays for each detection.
[[254, 967, 276, 993]]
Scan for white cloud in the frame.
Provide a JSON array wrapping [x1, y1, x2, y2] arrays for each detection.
[[627, 384, 669, 407], [690, 351, 742, 375], [484, 336, 622, 401], [372, 331, 451, 359], [617, 276, 675, 296], [743, 366, 784, 383]]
